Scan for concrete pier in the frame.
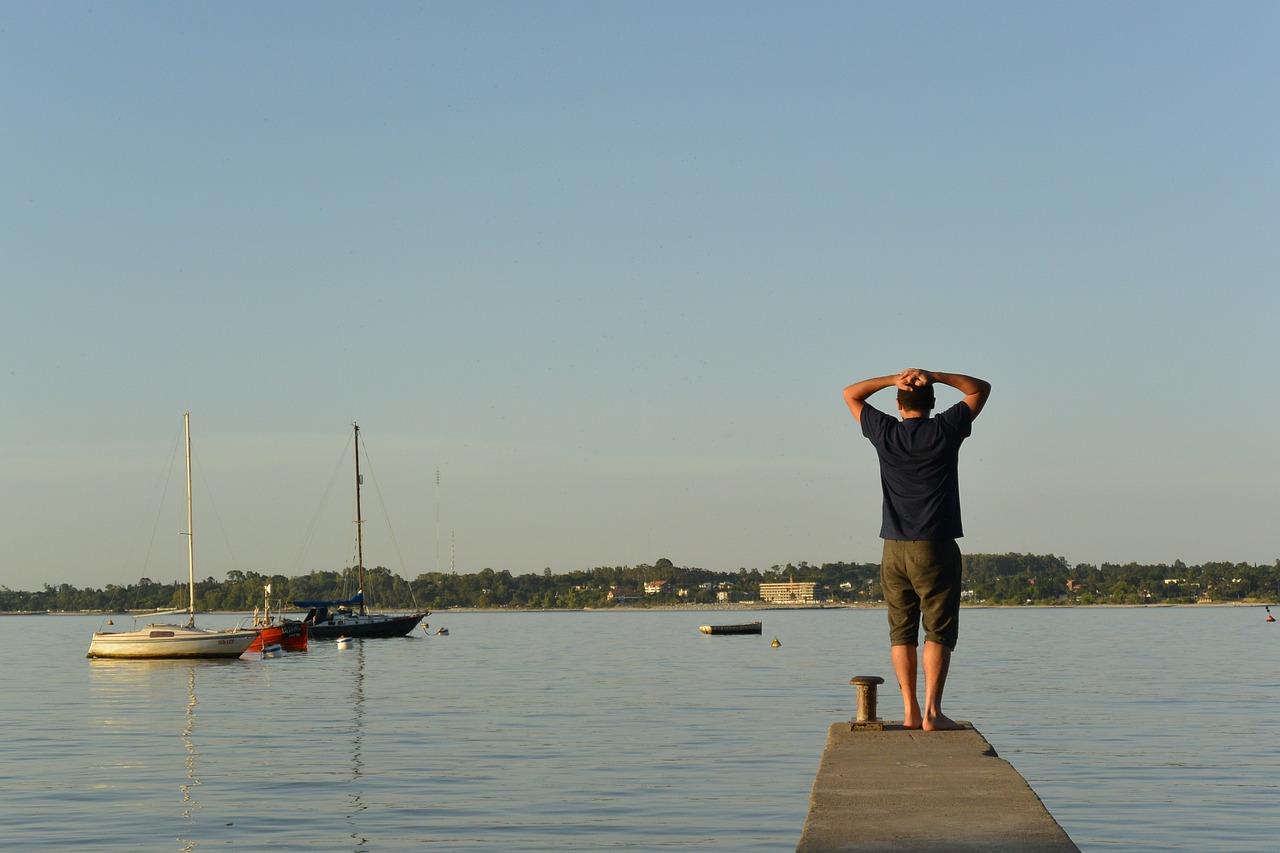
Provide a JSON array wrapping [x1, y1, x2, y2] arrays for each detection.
[[797, 723, 1079, 852]]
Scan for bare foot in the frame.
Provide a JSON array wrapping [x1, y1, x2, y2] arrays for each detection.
[[922, 712, 963, 731], [902, 712, 922, 730]]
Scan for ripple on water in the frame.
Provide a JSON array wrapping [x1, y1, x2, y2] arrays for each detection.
[[2, 608, 1277, 851]]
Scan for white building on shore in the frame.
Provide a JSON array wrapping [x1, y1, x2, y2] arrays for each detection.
[[758, 581, 819, 604]]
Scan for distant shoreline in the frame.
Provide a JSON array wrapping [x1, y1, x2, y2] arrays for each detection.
[[430, 601, 1275, 612], [12, 600, 1274, 616]]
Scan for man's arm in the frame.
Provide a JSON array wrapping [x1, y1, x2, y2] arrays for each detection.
[[922, 370, 992, 419], [842, 371, 917, 423]]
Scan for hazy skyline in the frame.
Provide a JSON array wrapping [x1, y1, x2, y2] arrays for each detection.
[[3, 3, 1277, 589]]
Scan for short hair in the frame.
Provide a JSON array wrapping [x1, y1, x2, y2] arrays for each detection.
[[897, 385, 935, 412]]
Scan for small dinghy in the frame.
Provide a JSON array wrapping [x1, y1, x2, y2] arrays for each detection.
[[336, 636, 354, 649], [698, 622, 762, 636]]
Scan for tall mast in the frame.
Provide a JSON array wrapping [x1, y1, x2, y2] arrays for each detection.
[[353, 422, 366, 616], [184, 412, 196, 625]]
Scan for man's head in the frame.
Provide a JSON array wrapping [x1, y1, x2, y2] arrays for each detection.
[[896, 385, 935, 418]]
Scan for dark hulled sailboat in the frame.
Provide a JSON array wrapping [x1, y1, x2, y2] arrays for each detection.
[[295, 423, 426, 640]]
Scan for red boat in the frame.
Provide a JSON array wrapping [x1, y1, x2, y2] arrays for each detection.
[[246, 584, 310, 653], [247, 618, 309, 652]]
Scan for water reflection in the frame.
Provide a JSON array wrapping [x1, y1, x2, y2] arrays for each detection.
[[348, 640, 368, 852], [179, 666, 199, 852], [87, 660, 238, 852]]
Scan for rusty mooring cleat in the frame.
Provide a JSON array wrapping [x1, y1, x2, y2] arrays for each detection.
[[849, 675, 886, 730]]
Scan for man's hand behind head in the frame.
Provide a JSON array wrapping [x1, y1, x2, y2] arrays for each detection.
[[896, 368, 930, 391]]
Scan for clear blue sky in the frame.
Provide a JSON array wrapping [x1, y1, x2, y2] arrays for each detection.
[[3, 2, 1276, 589]]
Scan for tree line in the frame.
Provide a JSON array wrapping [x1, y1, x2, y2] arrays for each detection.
[[4, 554, 1278, 613]]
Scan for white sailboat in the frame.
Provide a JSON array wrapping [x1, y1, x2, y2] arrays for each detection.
[[87, 413, 259, 659]]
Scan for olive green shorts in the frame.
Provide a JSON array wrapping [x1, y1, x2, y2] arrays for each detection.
[[881, 538, 962, 650]]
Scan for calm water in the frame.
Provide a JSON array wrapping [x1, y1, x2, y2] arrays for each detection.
[[2, 608, 1276, 851]]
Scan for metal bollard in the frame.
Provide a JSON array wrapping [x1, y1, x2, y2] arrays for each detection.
[[849, 675, 886, 730]]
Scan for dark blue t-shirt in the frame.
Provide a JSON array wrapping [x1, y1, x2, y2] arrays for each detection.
[[860, 401, 972, 541]]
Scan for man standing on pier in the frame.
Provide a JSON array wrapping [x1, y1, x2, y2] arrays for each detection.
[[843, 368, 991, 731]]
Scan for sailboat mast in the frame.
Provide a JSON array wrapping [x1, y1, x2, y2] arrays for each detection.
[[184, 412, 196, 625], [353, 422, 366, 616]]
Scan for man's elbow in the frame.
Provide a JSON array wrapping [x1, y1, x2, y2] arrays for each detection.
[[842, 387, 865, 418]]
